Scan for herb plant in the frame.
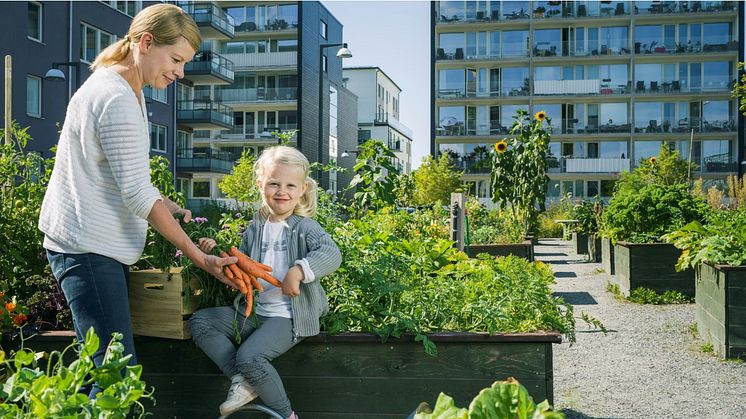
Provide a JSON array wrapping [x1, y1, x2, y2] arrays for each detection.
[[663, 209, 746, 270]]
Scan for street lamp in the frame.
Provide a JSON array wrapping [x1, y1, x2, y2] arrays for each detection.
[[44, 62, 80, 100], [317, 42, 352, 186], [340, 150, 358, 158]]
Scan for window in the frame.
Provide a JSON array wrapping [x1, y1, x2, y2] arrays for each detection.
[[358, 129, 371, 143], [28, 2, 42, 42], [144, 86, 168, 103], [100, 1, 141, 17], [26, 75, 41, 117], [149, 123, 167, 152], [80, 23, 115, 63], [320, 20, 327, 39], [192, 180, 210, 198], [322, 54, 327, 73]]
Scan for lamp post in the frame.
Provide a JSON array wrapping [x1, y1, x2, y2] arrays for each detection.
[[317, 42, 351, 187], [44, 62, 80, 100]]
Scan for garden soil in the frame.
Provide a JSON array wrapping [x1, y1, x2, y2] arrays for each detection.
[[539, 239, 746, 419]]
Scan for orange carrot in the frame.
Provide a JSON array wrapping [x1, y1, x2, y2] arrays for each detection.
[[219, 251, 247, 293], [228, 247, 282, 287], [246, 273, 264, 292], [245, 281, 254, 317]]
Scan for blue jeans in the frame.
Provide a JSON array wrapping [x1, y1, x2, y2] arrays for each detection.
[[46, 250, 137, 397], [190, 307, 301, 417]]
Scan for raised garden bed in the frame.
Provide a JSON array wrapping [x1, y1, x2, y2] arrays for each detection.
[[571, 232, 588, 256], [696, 263, 746, 360], [612, 242, 694, 297], [25, 331, 560, 418], [466, 239, 534, 261], [601, 237, 615, 275]]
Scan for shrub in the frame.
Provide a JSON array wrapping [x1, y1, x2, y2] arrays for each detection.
[[602, 183, 709, 243], [663, 209, 746, 270], [465, 198, 524, 245]]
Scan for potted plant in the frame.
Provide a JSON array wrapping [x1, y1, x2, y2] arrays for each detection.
[[533, 6, 546, 17], [663, 209, 746, 359]]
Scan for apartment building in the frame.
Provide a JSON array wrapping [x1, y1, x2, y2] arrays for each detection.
[[343, 66, 414, 174], [431, 0, 744, 202], [180, 1, 358, 204], [1, 1, 174, 159]]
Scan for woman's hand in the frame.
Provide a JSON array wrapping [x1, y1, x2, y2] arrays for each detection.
[[281, 265, 303, 297], [173, 207, 192, 223], [197, 237, 216, 253], [201, 254, 239, 290]]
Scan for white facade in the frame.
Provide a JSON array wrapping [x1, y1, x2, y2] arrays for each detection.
[[343, 67, 413, 173]]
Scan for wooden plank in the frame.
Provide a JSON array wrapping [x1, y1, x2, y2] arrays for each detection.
[[601, 237, 615, 275], [141, 374, 549, 417], [467, 241, 533, 261]]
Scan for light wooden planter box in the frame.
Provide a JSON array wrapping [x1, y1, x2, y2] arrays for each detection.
[[128, 267, 200, 339], [27, 331, 561, 418], [466, 239, 534, 261], [612, 242, 694, 297], [696, 263, 746, 360], [571, 232, 589, 255], [586, 234, 601, 263], [601, 237, 615, 275]]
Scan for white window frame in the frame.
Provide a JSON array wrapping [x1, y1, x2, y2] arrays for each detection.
[[320, 20, 328, 39], [26, 75, 42, 117], [80, 23, 116, 64], [149, 122, 167, 152], [27, 2, 43, 42], [98, 0, 142, 17]]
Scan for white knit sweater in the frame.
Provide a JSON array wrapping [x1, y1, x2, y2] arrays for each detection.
[[39, 68, 162, 265]]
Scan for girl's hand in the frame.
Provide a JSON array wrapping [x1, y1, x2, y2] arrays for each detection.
[[281, 265, 303, 297], [197, 237, 217, 253]]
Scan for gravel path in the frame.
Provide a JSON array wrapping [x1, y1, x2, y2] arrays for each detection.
[[536, 239, 746, 419]]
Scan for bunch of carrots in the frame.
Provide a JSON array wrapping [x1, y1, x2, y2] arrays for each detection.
[[218, 247, 282, 317]]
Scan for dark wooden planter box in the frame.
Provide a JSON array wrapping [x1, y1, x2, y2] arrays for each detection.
[[26, 331, 560, 418], [696, 263, 746, 360], [467, 239, 534, 261], [612, 242, 694, 297], [601, 237, 615, 275], [571, 232, 588, 255]]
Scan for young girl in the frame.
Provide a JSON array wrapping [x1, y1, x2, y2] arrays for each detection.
[[189, 146, 341, 418]]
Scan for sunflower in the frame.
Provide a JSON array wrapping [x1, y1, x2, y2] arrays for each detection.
[[649, 156, 657, 164], [534, 110, 547, 121], [494, 140, 508, 153]]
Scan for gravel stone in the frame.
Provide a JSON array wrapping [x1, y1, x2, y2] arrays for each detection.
[[537, 239, 746, 419]]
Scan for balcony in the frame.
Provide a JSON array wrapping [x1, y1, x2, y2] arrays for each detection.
[[222, 52, 297, 70], [374, 112, 414, 139], [184, 50, 234, 85], [634, 40, 738, 55], [176, 147, 234, 174], [635, 117, 737, 134], [548, 157, 631, 174], [702, 153, 738, 173], [634, 79, 735, 95], [219, 124, 298, 141], [234, 18, 298, 34], [184, 3, 234, 39], [635, 1, 736, 15], [177, 100, 233, 130], [535, 80, 602, 95], [220, 87, 297, 104]]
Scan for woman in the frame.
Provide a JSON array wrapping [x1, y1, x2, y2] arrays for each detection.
[[38, 3, 237, 395]]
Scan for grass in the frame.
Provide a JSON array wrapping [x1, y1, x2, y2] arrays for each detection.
[[605, 282, 694, 305], [701, 343, 714, 353]]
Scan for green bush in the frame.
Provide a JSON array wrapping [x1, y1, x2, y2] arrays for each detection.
[[537, 195, 574, 238], [602, 183, 709, 243], [571, 198, 603, 235], [465, 198, 524, 245]]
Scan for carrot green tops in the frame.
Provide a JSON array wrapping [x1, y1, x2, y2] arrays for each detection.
[[39, 68, 162, 265]]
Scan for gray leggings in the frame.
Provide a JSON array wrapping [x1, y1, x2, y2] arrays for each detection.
[[189, 307, 301, 417]]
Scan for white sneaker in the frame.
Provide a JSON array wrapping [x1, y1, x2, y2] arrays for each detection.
[[219, 375, 258, 417]]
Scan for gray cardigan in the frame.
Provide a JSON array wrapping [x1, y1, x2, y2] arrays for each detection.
[[236, 214, 341, 339]]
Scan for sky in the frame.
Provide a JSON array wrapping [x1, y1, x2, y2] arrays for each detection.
[[321, 0, 431, 169]]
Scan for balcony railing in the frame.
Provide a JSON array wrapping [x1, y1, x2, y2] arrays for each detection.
[[220, 87, 298, 103], [634, 117, 737, 134], [185, 50, 234, 83], [634, 40, 738, 54], [234, 18, 298, 33], [177, 100, 233, 128], [548, 157, 631, 173], [374, 112, 414, 139], [176, 147, 234, 174], [184, 3, 234, 38], [635, 1, 735, 15], [222, 52, 296, 69], [634, 79, 735, 94], [220, 124, 298, 141]]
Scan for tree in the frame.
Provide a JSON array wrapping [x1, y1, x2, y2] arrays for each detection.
[[614, 144, 694, 195], [219, 149, 259, 205], [412, 154, 463, 206]]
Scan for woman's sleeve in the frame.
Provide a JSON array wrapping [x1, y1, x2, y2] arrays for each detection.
[[97, 93, 161, 220]]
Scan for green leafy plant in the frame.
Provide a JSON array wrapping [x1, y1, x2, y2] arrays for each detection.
[[0, 327, 152, 418], [663, 209, 746, 270], [218, 149, 259, 206], [602, 183, 709, 243], [413, 377, 564, 419], [491, 110, 551, 236], [537, 194, 574, 239], [626, 287, 693, 305], [614, 145, 695, 196], [571, 198, 603, 235], [465, 198, 524, 245], [347, 140, 399, 213], [410, 154, 464, 206], [321, 208, 575, 355]]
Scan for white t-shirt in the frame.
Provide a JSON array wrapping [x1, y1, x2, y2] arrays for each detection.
[[255, 221, 292, 318]]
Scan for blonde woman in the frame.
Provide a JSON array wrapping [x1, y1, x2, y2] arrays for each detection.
[[39, 3, 237, 397], [191, 146, 342, 418]]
